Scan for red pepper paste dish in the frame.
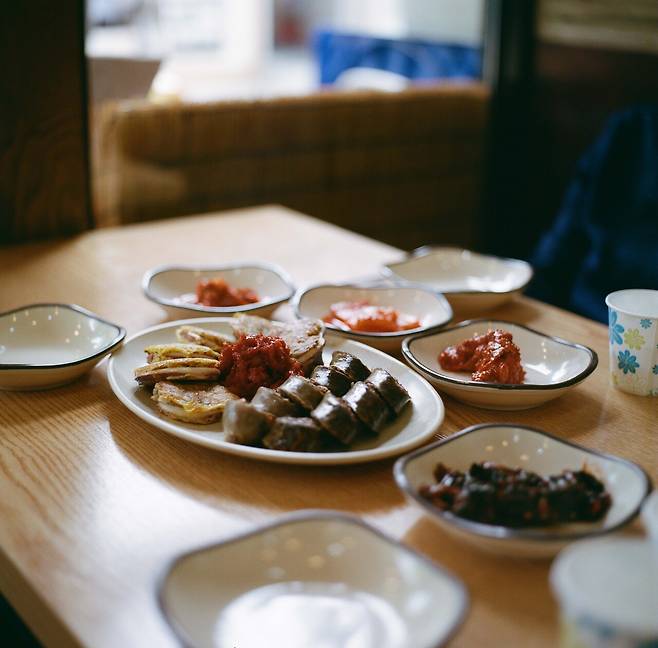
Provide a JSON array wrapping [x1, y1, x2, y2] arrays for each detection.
[[323, 300, 421, 333], [439, 329, 525, 384], [195, 278, 259, 308]]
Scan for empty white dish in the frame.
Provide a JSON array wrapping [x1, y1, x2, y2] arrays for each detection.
[[0, 303, 125, 390], [158, 511, 468, 648], [293, 283, 452, 353], [394, 424, 650, 558], [382, 246, 533, 312], [143, 263, 295, 319], [402, 319, 597, 410]]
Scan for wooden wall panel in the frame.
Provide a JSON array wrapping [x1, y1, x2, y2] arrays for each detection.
[[0, 2, 90, 244]]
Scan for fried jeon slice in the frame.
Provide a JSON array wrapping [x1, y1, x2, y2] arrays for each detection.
[[176, 325, 233, 353], [231, 314, 325, 372], [145, 343, 219, 363], [152, 381, 238, 424], [134, 357, 221, 386]]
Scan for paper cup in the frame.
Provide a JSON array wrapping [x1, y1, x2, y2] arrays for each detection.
[[605, 289, 658, 396], [550, 537, 658, 648]]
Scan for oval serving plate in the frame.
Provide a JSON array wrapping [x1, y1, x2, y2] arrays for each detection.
[[394, 424, 651, 558], [108, 317, 445, 465], [143, 263, 295, 319], [383, 246, 533, 312], [293, 283, 452, 354], [402, 319, 597, 410]]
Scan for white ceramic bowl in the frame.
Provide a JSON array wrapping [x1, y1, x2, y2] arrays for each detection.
[[158, 511, 468, 648], [394, 424, 650, 558], [0, 303, 125, 390], [402, 319, 597, 410], [382, 246, 533, 312], [143, 263, 295, 319], [293, 284, 452, 353]]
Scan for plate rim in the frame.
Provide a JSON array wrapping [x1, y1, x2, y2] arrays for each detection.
[[393, 423, 652, 543], [381, 245, 534, 296], [156, 509, 470, 648], [142, 262, 296, 314], [401, 319, 598, 391], [292, 282, 453, 340], [107, 317, 445, 465]]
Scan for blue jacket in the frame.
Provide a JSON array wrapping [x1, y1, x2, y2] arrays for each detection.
[[529, 106, 658, 322]]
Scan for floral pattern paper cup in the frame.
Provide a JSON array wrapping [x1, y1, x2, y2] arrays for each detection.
[[606, 289, 658, 396]]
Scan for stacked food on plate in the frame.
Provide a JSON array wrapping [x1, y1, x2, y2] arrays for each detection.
[[133, 314, 410, 453]]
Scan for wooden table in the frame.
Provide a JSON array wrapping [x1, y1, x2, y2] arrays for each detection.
[[0, 206, 654, 648]]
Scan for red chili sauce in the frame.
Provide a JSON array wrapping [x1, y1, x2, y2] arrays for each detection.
[[219, 334, 302, 399], [195, 278, 259, 308], [439, 329, 525, 384], [323, 300, 421, 333]]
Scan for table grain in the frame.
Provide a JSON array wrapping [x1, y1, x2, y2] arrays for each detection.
[[0, 205, 655, 648]]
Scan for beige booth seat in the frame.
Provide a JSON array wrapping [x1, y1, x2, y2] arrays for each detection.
[[93, 84, 489, 249]]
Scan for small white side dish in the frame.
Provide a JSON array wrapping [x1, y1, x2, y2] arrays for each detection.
[[394, 424, 650, 558], [382, 246, 533, 312], [107, 318, 445, 465], [402, 319, 597, 410], [143, 263, 295, 319], [293, 283, 452, 353], [158, 511, 468, 648], [0, 304, 125, 391]]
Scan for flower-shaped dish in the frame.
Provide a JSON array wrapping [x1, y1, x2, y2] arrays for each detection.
[[293, 283, 452, 353], [402, 319, 597, 410], [158, 511, 468, 648], [0, 303, 125, 390], [143, 263, 295, 319], [394, 424, 651, 558], [382, 246, 533, 312]]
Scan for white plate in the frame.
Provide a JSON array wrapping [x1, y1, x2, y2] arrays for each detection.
[[293, 283, 452, 353], [143, 263, 295, 319], [382, 246, 533, 312], [158, 511, 468, 648], [107, 317, 445, 465], [402, 319, 597, 410], [0, 303, 125, 391], [394, 424, 650, 558]]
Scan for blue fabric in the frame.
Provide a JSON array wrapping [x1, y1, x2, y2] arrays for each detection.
[[528, 106, 658, 323], [312, 29, 481, 84]]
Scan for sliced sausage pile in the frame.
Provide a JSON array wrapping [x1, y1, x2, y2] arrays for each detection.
[[223, 351, 411, 452]]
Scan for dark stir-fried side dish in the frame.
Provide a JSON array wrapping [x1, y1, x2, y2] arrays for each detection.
[[419, 462, 612, 527]]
